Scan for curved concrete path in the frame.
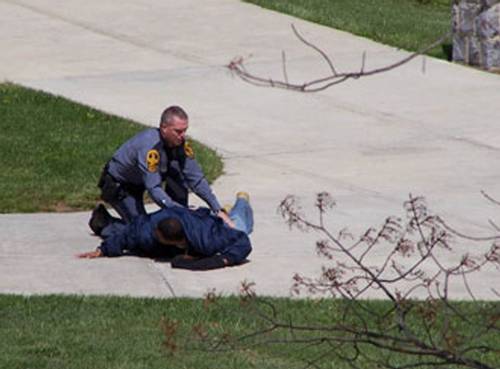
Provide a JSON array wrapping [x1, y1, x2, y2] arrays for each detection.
[[1, 0, 499, 299]]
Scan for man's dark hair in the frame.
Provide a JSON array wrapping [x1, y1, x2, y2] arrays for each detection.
[[160, 106, 188, 126], [157, 217, 185, 243]]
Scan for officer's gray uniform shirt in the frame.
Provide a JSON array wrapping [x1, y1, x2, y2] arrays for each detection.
[[107, 128, 221, 211]]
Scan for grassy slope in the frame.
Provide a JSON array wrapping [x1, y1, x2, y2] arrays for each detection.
[[244, 0, 452, 59], [0, 83, 223, 213], [1, 294, 498, 369]]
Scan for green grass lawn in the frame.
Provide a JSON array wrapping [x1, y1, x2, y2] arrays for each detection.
[[1, 294, 498, 369], [0, 83, 223, 213], [244, 0, 452, 59]]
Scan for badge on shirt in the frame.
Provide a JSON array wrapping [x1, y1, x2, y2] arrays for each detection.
[[146, 149, 160, 172], [184, 141, 195, 159]]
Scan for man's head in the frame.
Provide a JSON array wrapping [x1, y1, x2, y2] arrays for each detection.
[[155, 217, 187, 248], [159, 106, 189, 148]]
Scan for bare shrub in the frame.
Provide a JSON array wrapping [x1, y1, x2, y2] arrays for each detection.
[[171, 193, 499, 369]]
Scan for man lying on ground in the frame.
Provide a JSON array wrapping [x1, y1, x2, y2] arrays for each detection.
[[77, 192, 253, 271]]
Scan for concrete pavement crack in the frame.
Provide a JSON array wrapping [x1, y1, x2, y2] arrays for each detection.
[[450, 136, 500, 152], [148, 260, 177, 297]]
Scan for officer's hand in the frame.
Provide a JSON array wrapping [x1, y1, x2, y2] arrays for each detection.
[[76, 249, 103, 259], [217, 210, 236, 228]]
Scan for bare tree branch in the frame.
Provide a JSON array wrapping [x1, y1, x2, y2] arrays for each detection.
[[227, 24, 451, 92], [173, 193, 500, 369]]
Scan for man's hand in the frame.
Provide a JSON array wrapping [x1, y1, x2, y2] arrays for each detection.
[[217, 210, 236, 228], [76, 249, 103, 259]]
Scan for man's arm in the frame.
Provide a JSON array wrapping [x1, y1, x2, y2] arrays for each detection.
[[171, 254, 228, 270], [75, 236, 128, 259], [218, 231, 252, 265], [77, 217, 147, 258], [170, 232, 252, 271]]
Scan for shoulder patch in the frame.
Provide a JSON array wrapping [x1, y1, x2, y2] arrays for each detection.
[[184, 141, 195, 159], [146, 149, 160, 172]]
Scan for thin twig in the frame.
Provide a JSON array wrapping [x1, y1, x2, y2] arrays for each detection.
[[227, 25, 451, 92], [291, 23, 337, 75]]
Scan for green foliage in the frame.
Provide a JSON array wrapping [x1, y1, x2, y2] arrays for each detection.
[[244, 0, 452, 59], [0, 83, 223, 213]]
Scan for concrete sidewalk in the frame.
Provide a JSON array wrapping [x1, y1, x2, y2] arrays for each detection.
[[1, 0, 499, 299]]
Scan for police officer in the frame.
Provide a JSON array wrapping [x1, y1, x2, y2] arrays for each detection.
[[89, 105, 232, 235]]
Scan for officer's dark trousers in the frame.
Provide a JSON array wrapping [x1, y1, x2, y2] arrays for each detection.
[[98, 170, 188, 238]]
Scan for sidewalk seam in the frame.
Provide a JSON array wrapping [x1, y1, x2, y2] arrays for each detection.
[[148, 260, 177, 297]]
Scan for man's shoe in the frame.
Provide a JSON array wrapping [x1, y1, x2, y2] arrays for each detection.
[[236, 191, 250, 202], [88, 204, 112, 236]]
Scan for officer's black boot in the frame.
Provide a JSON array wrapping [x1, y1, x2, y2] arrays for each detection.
[[88, 204, 112, 236]]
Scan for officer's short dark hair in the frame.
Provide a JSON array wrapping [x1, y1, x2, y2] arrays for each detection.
[[160, 106, 188, 126], [157, 217, 185, 242]]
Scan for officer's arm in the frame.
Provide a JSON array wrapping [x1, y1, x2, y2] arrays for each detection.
[[137, 148, 182, 208], [182, 157, 222, 212], [147, 184, 181, 209]]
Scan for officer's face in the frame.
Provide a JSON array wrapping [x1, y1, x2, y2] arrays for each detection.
[[161, 116, 188, 147]]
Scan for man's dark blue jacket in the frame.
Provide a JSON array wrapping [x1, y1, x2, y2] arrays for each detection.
[[99, 207, 252, 265]]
